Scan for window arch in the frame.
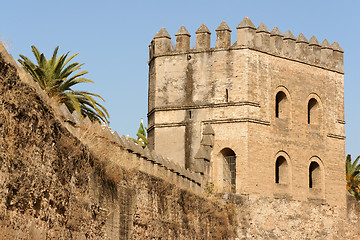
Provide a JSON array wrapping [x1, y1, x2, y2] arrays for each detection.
[[308, 98, 320, 124], [275, 91, 289, 119], [275, 156, 288, 184], [309, 161, 321, 189], [221, 148, 236, 192]]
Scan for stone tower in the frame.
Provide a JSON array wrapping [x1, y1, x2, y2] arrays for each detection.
[[147, 17, 345, 207]]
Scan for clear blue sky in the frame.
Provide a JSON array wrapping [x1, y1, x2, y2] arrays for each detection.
[[1, 1, 359, 157]]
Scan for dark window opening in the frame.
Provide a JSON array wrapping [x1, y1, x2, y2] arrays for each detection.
[[189, 110, 192, 119], [275, 156, 288, 184], [275, 91, 288, 118], [309, 161, 320, 188], [221, 148, 236, 193], [226, 89, 229, 102], [308, 98, 320, 124], [225, 156, 236, 185]]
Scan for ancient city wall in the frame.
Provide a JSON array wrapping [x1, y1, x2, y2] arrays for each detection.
[[232, 193, 360, 239], [0, 43, 235, 239], [0, 36, 359, 239]]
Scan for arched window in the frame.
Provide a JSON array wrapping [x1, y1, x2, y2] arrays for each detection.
[[275, 91, 289, 118], [309, 161, 321, 188], [275, 156, 288, 184], [308, 98, 320, 124], [221, 148, 236, 192]]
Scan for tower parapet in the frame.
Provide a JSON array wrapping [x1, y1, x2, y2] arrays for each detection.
[[236, 17, 256, 48], [255, 22, 270, 52], [331, 41, 344, 71], [215, 21, 231, 48], [296, 33, 309, 61], [195, 23, 211, 50], [282, 30, 296, 58], [270, 27, 283, 55], [308, 36, 321, 64], [321, 39, 333, 68], [175, 26, 191, 52], [149, 17, 344, 73], [151, 27, 171, 56]]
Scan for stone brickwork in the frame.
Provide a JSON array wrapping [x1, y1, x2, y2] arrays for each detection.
[[0, 41, 234, 239], [229, 193, 360, 239], [0, 20, 358, 238], [148, 17, 345, 207], [0, 42, 204, 195]]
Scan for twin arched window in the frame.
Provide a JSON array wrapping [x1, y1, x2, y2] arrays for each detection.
[[275, 155, 323, 191], [275, 90, 322, 125], [220, 148, 324, 194]]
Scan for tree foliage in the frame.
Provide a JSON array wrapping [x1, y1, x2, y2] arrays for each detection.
[[346, 154, 360, 200], [131, 119, 147, 148], [18, 46, 109, 124]]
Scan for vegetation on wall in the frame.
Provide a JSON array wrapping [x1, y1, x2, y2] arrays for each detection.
[[18, 45, 109, 124], [346, 154, 360, 200]]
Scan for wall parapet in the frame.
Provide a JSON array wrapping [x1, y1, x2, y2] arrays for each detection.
[[60, 110, 204, 194], [0, 41, 204, 195], [149, 17, 344, 73]]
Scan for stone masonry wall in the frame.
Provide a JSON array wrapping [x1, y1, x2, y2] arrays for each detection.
[[0, 43, 235, 239], [229, 193, 360, 239], [0, 38, 359, 239]]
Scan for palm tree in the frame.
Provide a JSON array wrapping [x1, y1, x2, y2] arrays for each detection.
[[18, 45, 109, 124], [346, 154, 360, 200]]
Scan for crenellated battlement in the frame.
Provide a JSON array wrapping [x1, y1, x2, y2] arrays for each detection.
[[57, 104, 204, 194], [0, 42, 204, 195], [149, 17, 344, 72]]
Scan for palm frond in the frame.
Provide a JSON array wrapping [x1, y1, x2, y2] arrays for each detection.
[[48, 46, 59, 68], [64, 92, 82, 115], [58, 77, 94, 92], [76, 91, 106, 101], [67, 70, 89, 82], [60, 63, 84, 79], [18, 45, 110, 125], [31, 45, 42, 64], [62, 52, 79, 68]]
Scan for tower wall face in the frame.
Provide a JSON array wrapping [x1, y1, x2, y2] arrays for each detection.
[[148, 20, 345, 206], [148, 50, 250, 168], [234, 50, 345, 207]]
